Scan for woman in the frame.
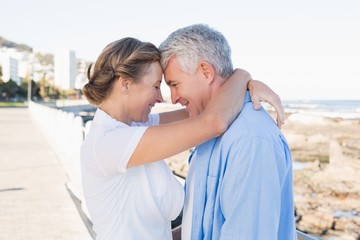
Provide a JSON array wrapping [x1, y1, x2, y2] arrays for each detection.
[[81, 37, 283, 240]]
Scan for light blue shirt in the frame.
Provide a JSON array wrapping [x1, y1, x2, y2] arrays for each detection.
[[184, 92, 296, 240]]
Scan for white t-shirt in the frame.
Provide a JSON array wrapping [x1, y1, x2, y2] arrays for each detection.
[[81, 108, 184, 240]]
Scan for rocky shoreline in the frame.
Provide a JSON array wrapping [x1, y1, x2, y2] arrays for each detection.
[[284, 114, 360, 240], [161, 105, 360, 240]]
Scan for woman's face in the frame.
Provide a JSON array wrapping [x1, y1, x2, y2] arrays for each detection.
[[128, 61, 164, 122]]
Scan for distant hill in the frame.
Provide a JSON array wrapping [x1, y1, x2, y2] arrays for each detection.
[[0, 36, 54, 65], [0, 36, 32, 52]]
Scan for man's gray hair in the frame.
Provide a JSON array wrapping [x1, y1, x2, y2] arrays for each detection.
[[159, 24, 233, 79]]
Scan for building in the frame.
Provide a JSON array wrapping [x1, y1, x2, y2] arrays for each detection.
[[1, 49, 21, 85], [0, 48, 34, 85], [2, 56, 19, 84], [54, 48, 77, 90]]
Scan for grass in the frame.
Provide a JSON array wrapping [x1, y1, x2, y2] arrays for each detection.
[[0, 101, 26, 107], [296, 155, 329, 164]]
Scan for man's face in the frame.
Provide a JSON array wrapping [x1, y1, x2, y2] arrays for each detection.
[[163, 57, 211, 117]]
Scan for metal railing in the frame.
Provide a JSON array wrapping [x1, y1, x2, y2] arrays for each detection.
[[297, 230, 320, 240]]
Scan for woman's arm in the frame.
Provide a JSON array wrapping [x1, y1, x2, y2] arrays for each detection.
[[159, 109, 189, 124], [158, 68, 247, 124], [248, 80, 285, 127], [127, 69, 250, 168], [159, 73, 285, 127]]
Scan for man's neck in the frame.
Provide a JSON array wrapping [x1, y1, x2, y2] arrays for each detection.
[[203, 75, 226, 109], [210, 75, 226, 96]]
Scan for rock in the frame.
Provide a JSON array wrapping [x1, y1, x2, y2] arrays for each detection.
[[297, 211, 334, 234], [334, 217, 360, 234]]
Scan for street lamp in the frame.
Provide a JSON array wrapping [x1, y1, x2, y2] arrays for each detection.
[[27, 78, 32, 104]]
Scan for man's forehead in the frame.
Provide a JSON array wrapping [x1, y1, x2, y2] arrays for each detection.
[[163, 65, 174, 84], [164, 56, 179, 72], [163, 73, 172, 85]]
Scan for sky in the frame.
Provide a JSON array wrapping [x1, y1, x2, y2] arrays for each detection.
[[1, 0, 359, 100]]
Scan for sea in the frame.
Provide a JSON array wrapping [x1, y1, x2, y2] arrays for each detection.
[[275, 99, 360, 120], [156, 99, 360, 121], [57, 99, 360, 122]]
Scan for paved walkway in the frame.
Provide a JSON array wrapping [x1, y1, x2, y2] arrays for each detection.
[[0, 107, 92, 240]]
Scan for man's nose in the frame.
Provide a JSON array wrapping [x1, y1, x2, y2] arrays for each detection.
[[170, 88, 179, 104]]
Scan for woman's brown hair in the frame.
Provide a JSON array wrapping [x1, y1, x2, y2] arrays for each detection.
[[82, 37, 160, 106]]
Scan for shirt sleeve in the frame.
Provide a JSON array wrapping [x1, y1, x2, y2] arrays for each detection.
[[93, 126, 147, 176], [219, 136, 284, 239], [132, 113, 160, 127]]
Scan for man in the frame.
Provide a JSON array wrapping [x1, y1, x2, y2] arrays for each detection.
[[159, 24, 296, 239]]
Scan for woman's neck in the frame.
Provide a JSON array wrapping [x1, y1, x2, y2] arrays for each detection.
[[100, 98, 131, 125]]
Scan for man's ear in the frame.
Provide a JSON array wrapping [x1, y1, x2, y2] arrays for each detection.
[[199, 61, 215, 84]]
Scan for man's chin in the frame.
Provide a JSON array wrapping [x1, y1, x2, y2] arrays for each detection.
[[186, 109, 192, 118], [188, 111, 200, 118]]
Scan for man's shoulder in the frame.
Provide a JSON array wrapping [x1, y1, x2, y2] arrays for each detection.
[[222, 103, 281, 141]]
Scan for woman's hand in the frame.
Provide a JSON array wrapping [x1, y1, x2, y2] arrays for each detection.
[[248, 80, 285, 128]]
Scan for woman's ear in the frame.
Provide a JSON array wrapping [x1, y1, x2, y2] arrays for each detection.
[[199, 62, 215, 85], [119, 77, 130, 93]]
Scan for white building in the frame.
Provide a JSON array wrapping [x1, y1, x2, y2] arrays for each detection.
[[0, 48, 33, 85], [2, 57, 19, 84], [1, 49, 21, 84], [54, 48, 77, 90]]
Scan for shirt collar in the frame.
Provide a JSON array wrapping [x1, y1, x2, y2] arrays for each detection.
[[245, 90, 252, 104], [93, 108, 128, 129]]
